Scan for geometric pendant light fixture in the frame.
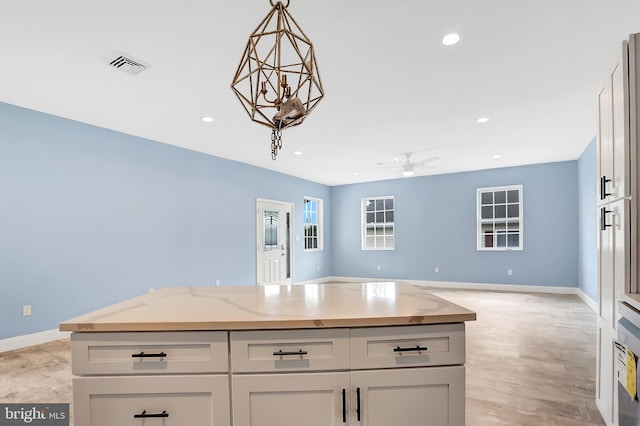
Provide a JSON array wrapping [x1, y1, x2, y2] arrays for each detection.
[[231, 0, 325, 160]]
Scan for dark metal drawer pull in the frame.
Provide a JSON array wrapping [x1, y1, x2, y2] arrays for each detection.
[[356, 387, 361, 421], [600, 175, 612, 200], [393, 345, 428, 353], [134, 410, 169, 418], [341, 388, 347, 423], [131, 351, 167, 358], [600, 207, 612, 231], [272, 349, 308, 356]]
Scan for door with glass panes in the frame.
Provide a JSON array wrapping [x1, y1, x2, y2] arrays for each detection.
[[256, 199, 293, 285]]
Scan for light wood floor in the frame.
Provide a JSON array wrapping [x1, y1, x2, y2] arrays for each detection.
[[430, 288, 604, 426], [0, 289, 604, 425]]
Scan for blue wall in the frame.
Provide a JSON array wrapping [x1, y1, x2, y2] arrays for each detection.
[[0, 100, 597, 341], [577, 138, 598, 301], [331, 162, 579, 287], [0, 102, 330, 340]]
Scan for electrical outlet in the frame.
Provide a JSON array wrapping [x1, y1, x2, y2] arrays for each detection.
[[316, 265, 320, 272], [216, 279, 220, 287], [435, 266, 439, 273], [508, 269, 513, 276], [377, 265, 381, 271], [22, 305, 32, 317]]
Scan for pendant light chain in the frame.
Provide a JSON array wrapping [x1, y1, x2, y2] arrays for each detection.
[[271, 129, 283, 160]]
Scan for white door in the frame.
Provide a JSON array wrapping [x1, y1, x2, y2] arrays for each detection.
[[232, 372, 350, 425], [257, 199, 293, 286]]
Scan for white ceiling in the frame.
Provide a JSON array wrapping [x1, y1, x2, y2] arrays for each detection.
[[1, 1, 639, 186]]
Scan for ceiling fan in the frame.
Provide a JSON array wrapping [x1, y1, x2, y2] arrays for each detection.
[[385, 153, 439, 177]]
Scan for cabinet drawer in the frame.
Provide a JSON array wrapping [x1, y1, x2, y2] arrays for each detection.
[[73, 375, 230, 426], [350, 323, 465, 369], [230, 328, 350, 372], [71, 331, 228, 375]]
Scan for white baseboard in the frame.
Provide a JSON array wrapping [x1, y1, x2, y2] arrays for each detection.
[[301, 276, 598, 312], [408, 279, 578, 294], [576, 288, 598, 313], [0, 329, 70, 353]]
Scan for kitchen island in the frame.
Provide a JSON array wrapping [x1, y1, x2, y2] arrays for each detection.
[[60, 282, 476, 425]]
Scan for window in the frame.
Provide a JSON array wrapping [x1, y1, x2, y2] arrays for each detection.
[[362, 196, 395, 250], [477, 185, 522, 250], [303, 197, 323, 250]]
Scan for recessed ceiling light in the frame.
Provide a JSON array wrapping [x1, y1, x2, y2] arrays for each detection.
[[201, 116, 214, 123], [476, 117, 490, 123], [353, 172, 360, 176], [493, 154, 502, 159], [294, 151, 303, 156], [442, 33, 461, 46]]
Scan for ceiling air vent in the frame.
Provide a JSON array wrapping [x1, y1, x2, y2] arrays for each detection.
[[108, 55, 147, 75]]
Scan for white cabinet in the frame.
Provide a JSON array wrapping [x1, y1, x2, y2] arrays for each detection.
[[349, 323, 465, 369], [70, 331, 229, 375], [230, 328, 350, 373], [598, 200, 630, 329], [70, 331, 231, 426], [596, 32, 640, 426], [351, 366, 464, 426], [229, 325, 466, 426], [597, 45, 630, 204], [70, 324, 467, 426], [350, 325, 465, 426], [596, 324, 617, 426], [232, 372, 350, 425], [73, 375, 231, 426], [231, 367, 464, 426]]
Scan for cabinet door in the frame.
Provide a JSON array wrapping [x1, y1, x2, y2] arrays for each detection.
[[232, 372, 350, 426], [350, 366, 465, 426], [596, 324, 617, 426], [73, 375, 230, 426], [597, 42, 630, 202], [598, 199, 630, 328]]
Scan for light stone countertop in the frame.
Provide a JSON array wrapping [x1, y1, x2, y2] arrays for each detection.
[[59, 282, 476, 332]]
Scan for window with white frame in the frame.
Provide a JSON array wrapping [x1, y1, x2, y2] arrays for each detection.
[[303, 197, 323, 250], [362, 196, 395, 250], [477, 185, 522, 250]]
